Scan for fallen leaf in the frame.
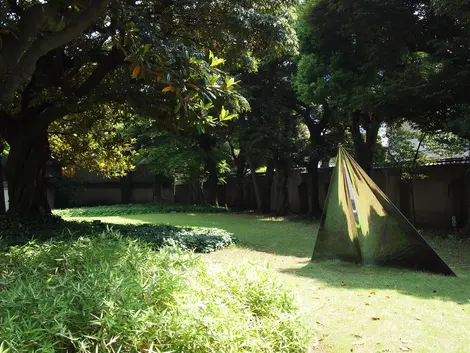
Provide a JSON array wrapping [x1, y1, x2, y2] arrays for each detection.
[[371, 316, 380, 320], [400, 346, 411, 351], [350, 349, 354, 352], [365, 303, 371, 306], [352, 333, 362, 338], [386, 296, 390, 299], [370, 291, 376, 295], [432, 290, 437, 293], [341, 281, 348, 286]]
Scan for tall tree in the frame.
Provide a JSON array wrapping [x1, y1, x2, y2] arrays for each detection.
[[295, 0, 470, 173], [234, 59, 308, 215], [0, 0, 298, 218]]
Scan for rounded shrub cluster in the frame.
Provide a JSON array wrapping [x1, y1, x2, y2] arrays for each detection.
[[0, 216, 236, 253]]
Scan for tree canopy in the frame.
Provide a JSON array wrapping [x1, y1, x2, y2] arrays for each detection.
[[0, 0, 298, 217]]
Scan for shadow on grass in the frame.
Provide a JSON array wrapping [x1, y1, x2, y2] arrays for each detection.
[[65, 212, 470, 303], [0, 217, 236, 254], [112, 213, 319, 258], [281, 258, 470, 304]]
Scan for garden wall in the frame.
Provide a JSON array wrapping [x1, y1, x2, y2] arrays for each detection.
[[4, 161, 468, 229]]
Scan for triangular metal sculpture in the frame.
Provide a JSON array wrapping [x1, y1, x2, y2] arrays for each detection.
[[312, 147, 456, 276]]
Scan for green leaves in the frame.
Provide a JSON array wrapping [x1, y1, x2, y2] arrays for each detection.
[[0, 232, 312, 353], [49, 105, 136, 178], [209, 50, 226, 67], [129, 47, 243, 132], [219, 106, 238, 122]]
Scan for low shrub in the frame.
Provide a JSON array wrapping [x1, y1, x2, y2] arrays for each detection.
[[0, 233, 314, 352], [55, 202, 229, 218], [0, 216, 236, 253]]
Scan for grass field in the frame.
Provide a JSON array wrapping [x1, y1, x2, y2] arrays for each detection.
[[72, 212, 470, 353]]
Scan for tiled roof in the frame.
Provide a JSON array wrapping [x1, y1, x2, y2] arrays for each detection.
[[373, 157, 470, 169], [423, 157, 470, 166]]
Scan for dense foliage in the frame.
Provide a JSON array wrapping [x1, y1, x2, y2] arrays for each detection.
[[295, 0, 470, 173], [0, 215, 236, 253], [55, 202, 229, 217], [0, 234, 313, 352]]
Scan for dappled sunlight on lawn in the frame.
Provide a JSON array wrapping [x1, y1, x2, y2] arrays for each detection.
[[67, 212, 470, 353], [75, 213, 317, 258], [282, 260, 469, 303]]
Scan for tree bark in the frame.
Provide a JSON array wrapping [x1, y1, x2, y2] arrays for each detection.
[[264, 159, 275, 213], [234, 156, 246, 210], [274, 158, 289, 216], [307, 157, 322, 218], [190, 180, 204, 204], [0, 0, 112, 105], [5, 126, 51, 218], [206, 160, 219, 206], [199, 133, 218, 206], [350, 111, 380, 175], [120, 174, 132, 204], [297, 102, 332, 218], [409, 133, 426, 225], [355, 144, 375, 175], [153, 175, 162, 202], [247, 157, 263, 213]]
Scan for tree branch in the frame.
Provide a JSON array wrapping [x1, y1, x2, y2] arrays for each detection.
[[0, 110, 15, 142], [350, 110, 365, 149], [228, 141, 238, 161], [0, 0, 111, 106], [0, 4, 56, 80], [74, 47, 126, 98]]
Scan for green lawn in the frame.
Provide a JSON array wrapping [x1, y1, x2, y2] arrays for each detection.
[[73, 212, 470, 353]]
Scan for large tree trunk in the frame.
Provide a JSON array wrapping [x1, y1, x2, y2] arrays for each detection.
[[264, 159, 275, 213], [307, 157, 322, 218], [153, 175, 162, 202], [190, 179, 205, 204], [206, 160, 219, 206], [247, 157, 263, 213], [274, 158, 289, 216], [120, 174, 132, 204], [5, 127, 51, 218], [298, 102, 332, 218], [355, 144, 375, 175], [198, 133, 218, 206], [350, 111, 380, 175]]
